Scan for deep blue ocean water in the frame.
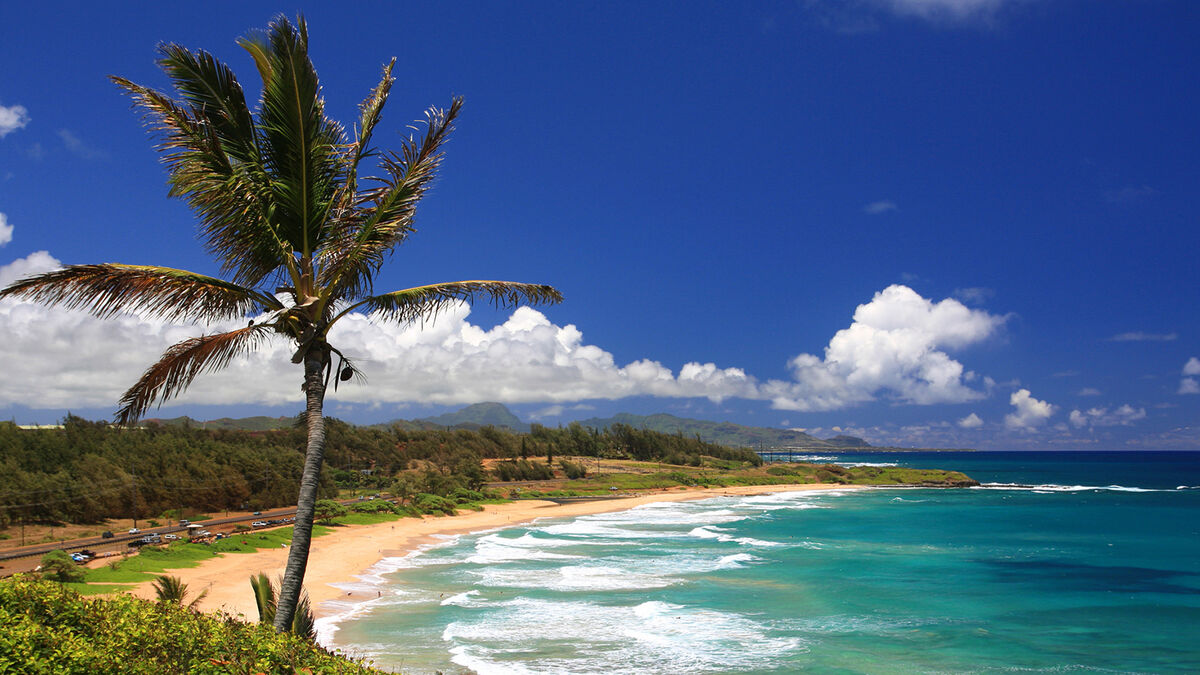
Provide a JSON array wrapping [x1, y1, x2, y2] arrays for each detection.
[[318, 452, 1200, 674]]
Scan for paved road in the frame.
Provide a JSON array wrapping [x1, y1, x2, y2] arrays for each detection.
[[0, 501, 351, 565]]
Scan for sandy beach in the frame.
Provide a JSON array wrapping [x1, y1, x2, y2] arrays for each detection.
[[128, 484, 853, 621]]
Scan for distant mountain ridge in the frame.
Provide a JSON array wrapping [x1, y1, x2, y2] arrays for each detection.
[[412, 402, 530, 432], [142, 415, 294, 431], [574, 412, 869, 449], [145, 404, 871, 449]]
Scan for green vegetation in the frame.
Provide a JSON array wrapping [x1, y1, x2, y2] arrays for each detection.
[[511, 460, 977, 498], [248, 573, 315, 640], [0, 576, 381, 673], [151, 575, 208, 610], [38, 550, 86, 583], [313, 499, 349, 523]]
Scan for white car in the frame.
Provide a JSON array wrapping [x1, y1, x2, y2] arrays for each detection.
[[163, 534, 179, 541], [252, 521, 268, 528], [128, 528, 140, 534]]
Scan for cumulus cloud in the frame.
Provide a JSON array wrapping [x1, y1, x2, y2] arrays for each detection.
[[0, 262, 1005, 419], [863, 200, 898, 215], [1004, 388, 1054, 430], [764, 285, 1006, 411], [1179, 358, 1200, 395], [958, 412, 983, 429], [0, 252, 757, 411], [0, 213, 12, 246], [0, 104, 30, 138], [1108, 331, 1178, 342], [1068, 405, 1146, 428]]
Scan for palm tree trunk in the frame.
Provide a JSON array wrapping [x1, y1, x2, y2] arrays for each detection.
[[274, 347, 329, 632]]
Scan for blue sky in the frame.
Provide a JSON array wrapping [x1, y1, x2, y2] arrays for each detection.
[[1, 0, 1197, 449]]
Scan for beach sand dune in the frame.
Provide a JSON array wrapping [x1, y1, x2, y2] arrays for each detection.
[[128, 484, 852, 621]]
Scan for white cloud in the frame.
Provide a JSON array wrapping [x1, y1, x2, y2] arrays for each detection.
[[0, 213, 12, 246], [1108, 331, 1178, 342], [952, 287, 993, 305], [1, 263, 1007, 419], [1184, 358, 1200, 376], [1004, 388, 1054, 430], [1078, 387, 1101, 396], [876, 0, 1012, 21], [0, 104, 30, 138], [1180, 379, 1200, 395], [57, 129, 106, 159], [1069, 405, 1146, 428], [958, 412, 983, 429], [0, 250, 58, 287], [1104, 185, 1159, 203], [765, 285, 1006, 411], [863, 200, 898, 215]]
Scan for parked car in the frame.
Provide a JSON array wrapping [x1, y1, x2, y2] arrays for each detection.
[[252, 521, 267, 528], [163, 534, 179, 541], [140, 534, 162, 544]]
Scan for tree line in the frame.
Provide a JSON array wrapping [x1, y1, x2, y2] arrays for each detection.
[[0, 416, 759, 527]]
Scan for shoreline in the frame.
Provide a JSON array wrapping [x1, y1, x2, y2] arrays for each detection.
[[127, 483, 858, 622]]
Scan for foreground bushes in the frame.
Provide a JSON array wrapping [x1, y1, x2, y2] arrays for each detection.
[[0, 576, 381, 674]]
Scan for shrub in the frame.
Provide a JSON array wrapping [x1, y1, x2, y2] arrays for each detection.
[[449, 487, 485, 505], [493, 459, 554, 482], [413, 493, 458, 516], [0, 576, 381, 673], [559, 459, 588, 479], [349, 499, 402, 514], [39, 550, 86, 583]]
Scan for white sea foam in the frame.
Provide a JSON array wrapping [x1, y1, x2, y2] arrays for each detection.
[[839, 461, 898, 468], [466, 535, 584, 564], [976, 483, 1166, 493], [715, 552, 760, 568], [441, 590, 488, 607], [442, 597, 805, 674], [688, 525, 784, 547]]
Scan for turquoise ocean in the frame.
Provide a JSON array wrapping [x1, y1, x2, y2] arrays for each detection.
[[317, 452, 1200, 674]]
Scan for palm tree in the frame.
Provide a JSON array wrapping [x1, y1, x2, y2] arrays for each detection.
[[249, 573, 315, 639], [0, 16, 561, 632], [153, 574, 209, 610]]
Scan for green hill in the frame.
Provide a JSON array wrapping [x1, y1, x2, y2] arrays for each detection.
[[414, 402, 530, 432]]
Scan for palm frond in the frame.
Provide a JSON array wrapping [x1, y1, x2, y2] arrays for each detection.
[[110, 77, 291, 289], [319, 98, 462, 300], [339, 280, 562, 326], [0, 264, 283, 323], [250, 15, 345, 259], [249, 573, 277, 624], [339, 58, 395, 207], [155, 43, 258, 164], [116, 323, 275, 425]]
